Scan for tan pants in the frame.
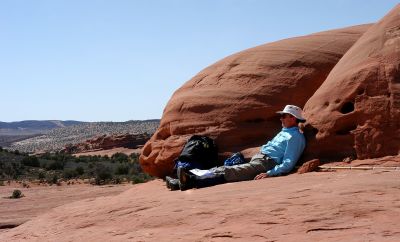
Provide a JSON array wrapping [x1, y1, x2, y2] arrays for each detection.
[[210, 153, 277, 182]]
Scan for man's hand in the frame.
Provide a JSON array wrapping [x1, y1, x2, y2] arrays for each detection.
[[254, 173, 269, 180]]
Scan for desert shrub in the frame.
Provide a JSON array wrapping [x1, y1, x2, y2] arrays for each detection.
[[111, 153, 129, 163], [129, 153, 139, 162], [39, 152, 53, 160], [0, 180, 4, 186], [11, 189, 23, 199], [75, 166, 85, 176], [38, 171, 46, 180], [63, 169, 78, 179], [51, 152, 66, 161], [75, 156, 85, 163], [2, 162, 24, 179], [47, 174, 59, 185], [115, 164, 130, 175], [131, 173, 152, 184], [77, 156, 92, 163], [113, 177, 122, 184], [22, 156, 40, 167], [1, 148, 9, 153], [94, 164, 113, 185], [40, 152, 73, 163], [129, 160, 143, 174], [131, 175, 145, 184], [45, 160, 64, 170]]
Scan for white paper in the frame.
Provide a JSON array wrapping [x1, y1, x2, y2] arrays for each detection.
[[189, 168, 215, 178]]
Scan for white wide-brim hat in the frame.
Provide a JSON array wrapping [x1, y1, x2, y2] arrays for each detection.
[[276, 105, 306, 122]]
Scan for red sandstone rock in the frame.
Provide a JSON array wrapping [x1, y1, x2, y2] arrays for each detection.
[[1, 165, 400, 241], [297, 159, 321, 174], [303, 4, 400, 161], [63, 133, 151, 154], [0, 183, 131, 229], [140, 25, 371, 177]]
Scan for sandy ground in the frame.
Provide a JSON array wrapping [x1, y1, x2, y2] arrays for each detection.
[[0, 168, 399, 241]]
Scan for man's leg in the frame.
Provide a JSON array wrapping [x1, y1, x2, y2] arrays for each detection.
[[178, 167, 226, 191], [222, 153, 276, 182], [178, 153, 276, 190]]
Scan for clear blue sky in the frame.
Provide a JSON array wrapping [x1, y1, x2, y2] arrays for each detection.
[[0, 0, 398, 122]]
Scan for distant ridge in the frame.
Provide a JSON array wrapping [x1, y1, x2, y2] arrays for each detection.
[[0, 120, 84, 135], [4, 119, 160, 153]]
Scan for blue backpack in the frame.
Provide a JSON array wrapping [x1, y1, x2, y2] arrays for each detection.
[[224, 152, 247, 166]]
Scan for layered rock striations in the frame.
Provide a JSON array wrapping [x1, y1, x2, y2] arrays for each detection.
[[140, 25, 371, 177], [304, 4, 400, 160], [62, 133, 151, 154]]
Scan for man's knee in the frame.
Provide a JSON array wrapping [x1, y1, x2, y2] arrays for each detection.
[[250, 153, 264, 162]]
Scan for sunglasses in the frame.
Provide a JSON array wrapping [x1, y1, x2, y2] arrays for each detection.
[[280, 114, 292, 119]]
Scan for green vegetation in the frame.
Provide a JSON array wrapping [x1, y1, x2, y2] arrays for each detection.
[[11, 189, 23, 199], [0, 149, 153, 185], [21, 156, 40, 167]]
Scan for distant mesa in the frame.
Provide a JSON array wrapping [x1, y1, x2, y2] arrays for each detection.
[[1, 120, 160, 153], [62, 133, 152, 154], [0, 120, 85, 147], [140, 5, 400, 178], [0, 120, 84, 136]]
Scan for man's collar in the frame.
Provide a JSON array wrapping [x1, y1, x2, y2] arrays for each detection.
[[282, 126, 299, 131]]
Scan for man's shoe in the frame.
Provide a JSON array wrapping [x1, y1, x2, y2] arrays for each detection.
[[165, 176, 180, 191], [177, 167, 195, 191]]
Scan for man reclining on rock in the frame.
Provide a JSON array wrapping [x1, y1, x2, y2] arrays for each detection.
[[177, 104, 306, 191]]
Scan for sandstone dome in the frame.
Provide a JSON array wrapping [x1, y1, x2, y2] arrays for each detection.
[[303, 4, 400, 161], [140, 24, 371, 177]]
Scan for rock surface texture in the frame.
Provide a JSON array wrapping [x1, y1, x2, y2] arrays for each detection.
[[0, 183, 131, 229], [1, 167, 400, 241], [140, 24, 372, 177], [304, 4, 400, 161]]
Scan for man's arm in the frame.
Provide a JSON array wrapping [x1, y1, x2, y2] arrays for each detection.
[[254, 173, 268, 180], [266, 134, 305, 177]]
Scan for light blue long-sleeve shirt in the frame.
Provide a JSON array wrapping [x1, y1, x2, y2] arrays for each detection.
[[260, 126, 306, 177]]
